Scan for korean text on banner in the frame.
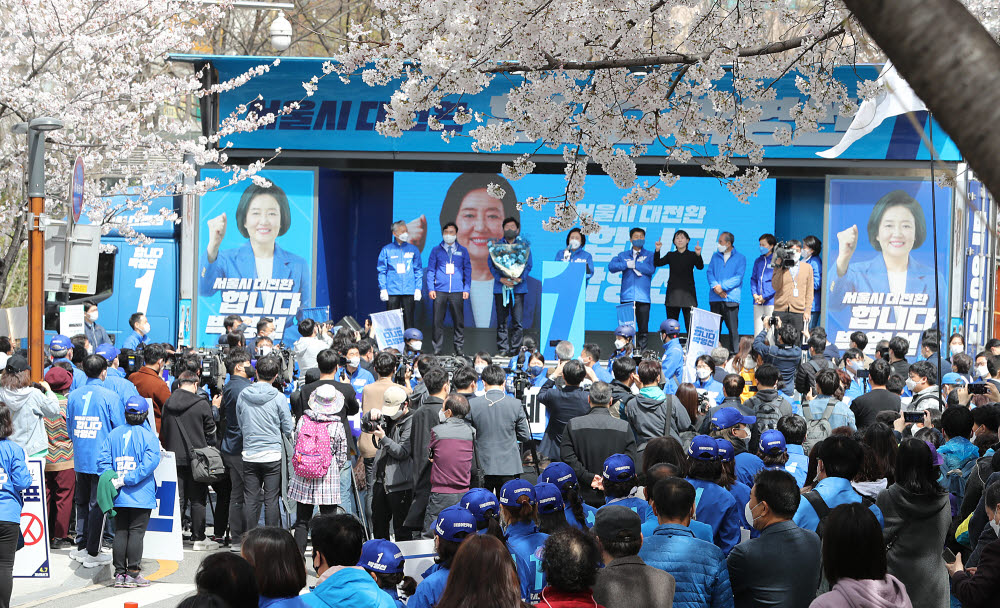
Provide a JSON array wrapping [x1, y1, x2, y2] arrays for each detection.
[[683, 308, 721, 383], [964, 180, 991, 350], [196, 168, 317, 347], [142, 451, 183, 561], [371, 309, 405, 351], [825, 178, 951, 356], [13, 458, 49, 578]]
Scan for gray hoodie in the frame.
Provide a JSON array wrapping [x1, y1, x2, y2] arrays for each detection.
[[235, 382, 293, 459], [1, 386, 60, 457], [623, 389, 692, 452]]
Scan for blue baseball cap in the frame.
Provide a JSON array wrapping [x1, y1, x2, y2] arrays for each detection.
[[433, 505, 477, 542], [460, 488, 499, 526], [602, 453, 637, 481], [760, 430, 787, 455], [534, 482, 565, 515], [358, 539, 404, 574], [49, 335, 72, 351], [125, 397, 149, 415], [614, 324, 636, 338], [659, 319, 681, 334], [404, 328, 423, 341], [715, 438, 735, 462], [540, 462, 577, 490], [942, 372, 966, 386], [95, 344, 119, 362], [688, 435, 718, 460], [499, 479, 536, 506], [711, 407, 756, 430]]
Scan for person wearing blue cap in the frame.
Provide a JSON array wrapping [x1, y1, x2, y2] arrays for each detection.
[[709, 407, 764, 489], [457, 487, 533, 602], [408, 505, 477, 608], [49, 334, 87, 390], [714, 439, 755, 539], [607, 324, 636, 376], [96, 345, 143, 408], [757, 429, 794, 477], [95, 345, 125, 379], [598, 454, 655, 524], [535, 482, 568, 534], [499, 479, 549, 602], [555, 227, 595, 282], [684, 435, 741, 555], [302, 513, 396, 608], [609, 228, 655, 351], [774, 418, 810, 487], [98, 396, 161, 588], [539, 462, 598, 530], [659, 319, 685, 388], [358, 539, 410, 608], [655, 230, 704, 335]]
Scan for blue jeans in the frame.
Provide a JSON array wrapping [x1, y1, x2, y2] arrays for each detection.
[[339, 459, 356, 516]]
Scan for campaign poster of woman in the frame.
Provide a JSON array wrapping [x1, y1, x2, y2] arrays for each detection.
[[197, 168, 317, 347], [826, 178, 951, 355]]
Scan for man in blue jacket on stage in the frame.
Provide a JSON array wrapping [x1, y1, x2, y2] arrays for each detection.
[[427, 222, 471, 356], [488, 217, 533, 356], [608, 228, 656, 351], [707, 232, 747, 351], [660, 319, 685, 387], [377, 220, 424, 329]]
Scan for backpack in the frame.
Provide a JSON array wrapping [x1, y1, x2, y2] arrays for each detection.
[[803, 490, 875, 539], [942, 456, 978, 503], [292, 416, 333, 479], [751, 397, 782, 437], [801, 401, 835, 454]]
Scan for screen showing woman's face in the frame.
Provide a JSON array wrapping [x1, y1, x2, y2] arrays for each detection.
[[455, 188, 505, 260], [877, 204, 916, 259], [244, 194, 282, 248]]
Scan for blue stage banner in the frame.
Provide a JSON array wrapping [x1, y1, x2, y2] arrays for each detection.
[[824, 177, 952, 356], [541, 261, 586, 360], [964, 180, 991, 351], [393, 172, 775, 332], [196, 168, 317, 347]]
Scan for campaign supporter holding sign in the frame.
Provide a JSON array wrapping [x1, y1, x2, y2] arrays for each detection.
[[394, 172, 775, 332], [197, 168, 317, 347], [825, 178, 950, 356]]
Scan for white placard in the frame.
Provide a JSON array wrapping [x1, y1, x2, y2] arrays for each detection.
[[396, 538, 437, 582], [14, 458, 50, 578], [371, 309, 405, 351], [683, 308, 722, 383], [59, 304, 85, 338], [523, 387, 546, 436], [142, 451, 183, 561]]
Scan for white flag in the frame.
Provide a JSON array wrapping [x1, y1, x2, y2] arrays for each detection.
[[816, 62, 926, 159]]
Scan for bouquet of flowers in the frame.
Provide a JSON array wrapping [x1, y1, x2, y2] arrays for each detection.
[[489, 236, 531, 305]]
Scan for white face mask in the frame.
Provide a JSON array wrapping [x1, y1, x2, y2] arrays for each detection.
[[990, 511, 1000, 536], [614, 338, 627, 351], [397, 232, 410, 242], [438, 409, 448, 424], [717, 244, 727, 253], [905, 377, 918, 392], [142, 322, 151, 334], [347, 357, 360, 368], [697, 367, 712, 380], [86, 311, 99, 323], [410, 340, 422, 352], [260, 346, 272, 357], [743, 356, 756, 370], [977, 364, 990, 379], [442, 234, 457, 245], [568, 239, 581, 250], [950, 344, 965, 355], [744, 501, 763, 530], [475, 363, 486, 374]]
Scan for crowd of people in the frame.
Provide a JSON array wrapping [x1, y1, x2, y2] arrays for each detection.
[[2, 291, 1000, 608]]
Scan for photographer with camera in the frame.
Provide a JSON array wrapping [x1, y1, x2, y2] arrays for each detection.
[[293, 319, 333, 376], [365, 385, 415, 541], [128, 342, 171, 433], [770, 239, 814, 339], [753, 317, 802, 398]]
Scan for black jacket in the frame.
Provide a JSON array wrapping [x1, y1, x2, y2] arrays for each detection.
[[654, 249, 703, 308], [753, 330, 800, 396], [850, 388, 901, 430], [160, 388, 217, 466], [560, 407, 636, 506], [221, 375, 251, 455], [609, 380, 634, 410], [727, 520, 821, 608], [404, 396, 444, 529], [952, 537, 1000, 607], [795, 354, 832, 395], [538, 379, 591, 445], [890, 358, 910, 380]]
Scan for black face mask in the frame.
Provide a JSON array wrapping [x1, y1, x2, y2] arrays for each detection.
[[504, 229, 518, 240]]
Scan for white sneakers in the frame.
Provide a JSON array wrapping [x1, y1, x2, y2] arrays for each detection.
[[69, 548, 88, 563], [81, 552, 112, 568], [192, 539, 220, 551]]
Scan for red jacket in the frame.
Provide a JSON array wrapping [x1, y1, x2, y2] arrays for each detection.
[[534, 587, 606, 608], [128, 367, 170, 432]]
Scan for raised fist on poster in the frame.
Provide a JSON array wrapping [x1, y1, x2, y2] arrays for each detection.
[[206, 213, 227, 262], [835, 224, 859, 277], [406, 214, 427, 251]]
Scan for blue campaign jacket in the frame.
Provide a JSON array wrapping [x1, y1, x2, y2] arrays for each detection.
[[103, 375, 141, 406], [707, 249, 747, 304], [639, 524, 734, 608], [121, 331, 148, 351], [805, 255, 822, 312], [340, 366, 375, 401], [642, 517, 714, 543], [694, 377, 726, 405], [98, 424, 161, 509], [487, 238, 533, 295], [554, 248, 595, 282], [792, 476, 884, 532], [608, 247, 655, 303], [783, 445, 810, 487], [506, 521, 549, 602], [735, 452, 764, 488], [301, 567, 397, 608], [661, 339, 684, 386], [426, 242, 471, 293], [603, 495, 656, 525], [408, 564, 448, 608], [589, 363, 613, 384], [67, 379, 126, 474], [686, 477, 741, 555], [377, 240, 424, 295], [0, 440, 31, 524], [829, 254, 939, 311], [939, 436, 980, 473], [729, 480, 756, 537], [199, 242, 311, 309], [564, 503, 598, 529], [750, 254, 775, 305]]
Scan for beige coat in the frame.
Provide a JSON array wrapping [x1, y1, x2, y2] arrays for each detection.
[[772, 263, 814, 315]]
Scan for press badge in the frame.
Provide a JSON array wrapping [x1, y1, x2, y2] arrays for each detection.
[[396, 263, 407, 274], [445, 263, 455, 275], [793, 285, 799, 298]]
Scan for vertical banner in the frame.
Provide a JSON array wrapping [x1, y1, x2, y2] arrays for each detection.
[[196, 168, 318, 347], [964, 180, 991, 351], [683, 308, 721, 383], [540, 261, 586, 360], [13, 458, 49, 578], [616, 303, 637, 332], [825, 178, 951, 355], [371, 309, 405, 351], [143, 451, 183, 561]]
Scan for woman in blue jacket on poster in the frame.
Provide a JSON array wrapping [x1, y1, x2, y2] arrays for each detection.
[[830, 190, 939, 309], [553, 228, 594, 282], [199, 182, 311, 314], [0, 403, 32, 607]]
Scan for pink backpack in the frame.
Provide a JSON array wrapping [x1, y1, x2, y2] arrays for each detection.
[[292, 417, 333, 479]]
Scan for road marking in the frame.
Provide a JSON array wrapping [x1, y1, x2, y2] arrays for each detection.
[[14, 584, 104, 607], [73, 583, 196, 608], [147, 559, 178, 581]]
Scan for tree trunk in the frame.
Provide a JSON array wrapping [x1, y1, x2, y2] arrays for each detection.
[[0, 214, 27, 306], [843, 0, 1000, 199]]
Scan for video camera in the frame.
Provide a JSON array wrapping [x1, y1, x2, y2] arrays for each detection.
[[770, 241, 798, 269], [120, 347, 144, 376], [506, 370, 534, 401], [192, 347, 226, 394]]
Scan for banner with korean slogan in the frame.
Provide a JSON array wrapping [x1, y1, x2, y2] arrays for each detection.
[[825, 178, 951, 356], [371, 309, 406, 351], [13, 458, 49, 578], [143, 451, 183, 561], [683, 308, 721, 384], [196, 168, 318, 347]]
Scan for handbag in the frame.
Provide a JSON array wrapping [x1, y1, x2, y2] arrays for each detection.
[[175, 417, 226, 484]]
